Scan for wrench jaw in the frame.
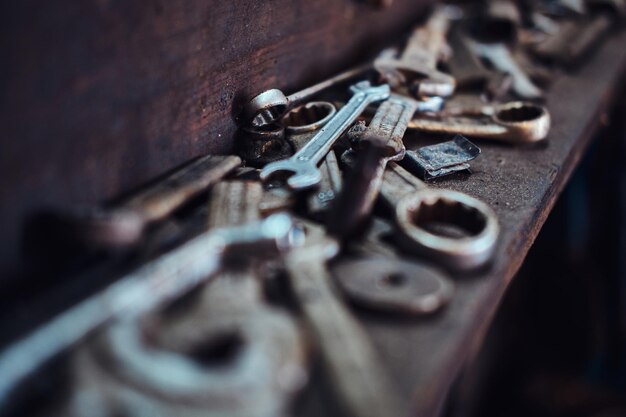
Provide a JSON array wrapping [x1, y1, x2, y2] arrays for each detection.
[[349, 81, 391, 101], [394, 189, 500, 272], [260, 161, 322, 191]]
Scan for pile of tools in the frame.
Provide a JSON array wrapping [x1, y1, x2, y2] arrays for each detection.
[[0, 1, 623, 416]]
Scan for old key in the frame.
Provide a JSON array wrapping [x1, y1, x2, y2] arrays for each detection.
[[260, 82, 390, 190]]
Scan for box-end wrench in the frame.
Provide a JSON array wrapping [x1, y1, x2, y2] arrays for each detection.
[[381, 162, 500, 271], [242, 64, 372, 127], [408, 100, 550, 144], [374, 6, 456, 97], [260, 82, 390, 191]]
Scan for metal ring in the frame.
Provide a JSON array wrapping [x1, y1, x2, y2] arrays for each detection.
[[243, 89, 289, 127], [395, 189, 499, 271], [493, 101, 551, 142], [281, 101, 337, 134], [331, 257, 454, 315]]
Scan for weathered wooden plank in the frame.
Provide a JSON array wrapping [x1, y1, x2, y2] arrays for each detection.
[[0, 0, 434, 278]]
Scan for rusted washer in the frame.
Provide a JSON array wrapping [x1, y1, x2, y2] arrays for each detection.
[[331, 257, 454, 315]]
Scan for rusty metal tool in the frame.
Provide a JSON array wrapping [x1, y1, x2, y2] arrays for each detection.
[[447, 26, 513, 101], [282, 101, 343, 217], [328, 93, 417, 239], [461, 17, 543, 100], [380, 162, 500, 271], [470, 40, 543, 100], [242, 64, 372, 127], [408, 100, 551, 144], [374, 6, 456, 97], [0, 213, 299, 408], [58, 154, 241, 249], [531, 0, 624, 68], [284, 221, 406, 417], [331, 256, 454, 316], [260, 82, 390, 190], [331, 218, 454, 316]]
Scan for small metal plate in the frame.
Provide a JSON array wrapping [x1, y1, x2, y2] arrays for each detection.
[[402, 135, 480, 180]]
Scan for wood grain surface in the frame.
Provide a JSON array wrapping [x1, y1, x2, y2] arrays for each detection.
[[0, 0, 434, 278]]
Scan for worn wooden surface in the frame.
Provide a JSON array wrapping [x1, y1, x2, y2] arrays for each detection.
[[3, 2, 626, 417], [0, 0, 434, 279], [352, 31, 626, 417]]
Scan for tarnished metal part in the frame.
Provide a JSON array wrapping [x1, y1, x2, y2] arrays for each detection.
[[402, 135, 481, 180], [60, 271, 307, 417], [375, 7, 455, 97], [331, 257, 454, 315], [59, 155, 241, 249], [242, 64, 372, 127], [284, 221, 406, 417], [236, 124, 293, 168], [274, 101, 343, 217], [408, 100, 551, 144], [531, 13, 615, 68], [470, 40, 543, 100], [447, 27, 512, 101], [260, 82, 390, 190], [57, 181, 308, 417], [381, 163, 500, 271], [328, 94, 417, 238], [0, 213, 299, 408], [282, 101, 337, 134], [307, 150, 343, 218]]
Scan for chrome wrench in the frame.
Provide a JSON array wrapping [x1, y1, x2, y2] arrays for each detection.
[[260, 82, 390, 190]]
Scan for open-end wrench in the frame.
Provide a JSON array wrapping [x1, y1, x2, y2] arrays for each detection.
[[282, 101, 343, 217], [242, 64, 372, 127], [57, 155, 241, 249], [284, 221, 406, 417], [408, 100, 550, 144], [374, 6, 456, 97], [260, 82, 390, 190], [0, 213, 298, 409]]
